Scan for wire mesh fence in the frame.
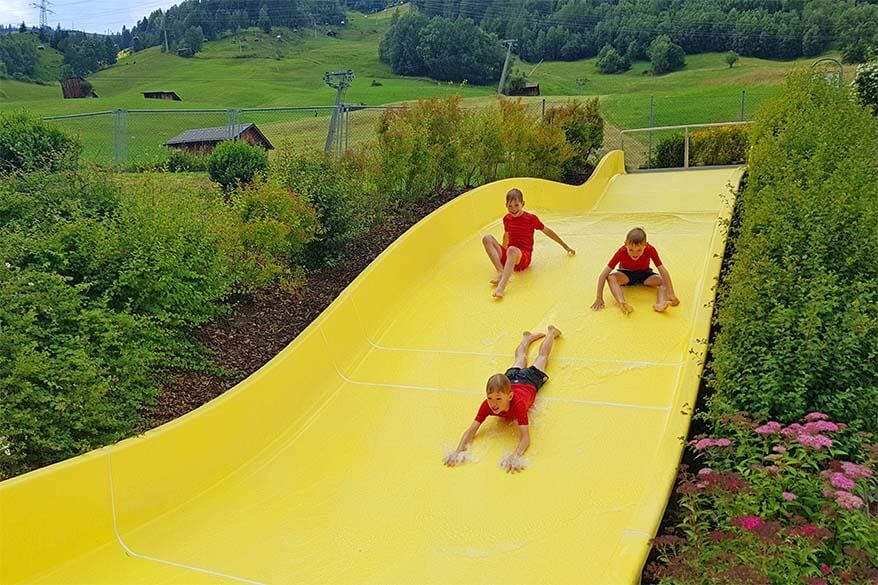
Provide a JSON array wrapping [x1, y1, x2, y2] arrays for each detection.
[[42, 89, 771, 171]]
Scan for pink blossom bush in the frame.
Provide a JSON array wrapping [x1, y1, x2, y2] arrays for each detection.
[[646, 413, 878, 585]]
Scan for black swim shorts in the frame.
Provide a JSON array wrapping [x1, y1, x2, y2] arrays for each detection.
[[504, 366, 549, 392]]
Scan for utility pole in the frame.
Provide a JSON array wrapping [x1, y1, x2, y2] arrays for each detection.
[[497, 39, 516, 95], [323, 70, 354, 154], [30, 0, 54, 30]]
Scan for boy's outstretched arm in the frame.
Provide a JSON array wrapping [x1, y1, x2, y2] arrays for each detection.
[[540, 226, 575, 255], [591, 266, 612, 310], [445, 420, 481, 466], [502, 425, 531, 473], [657, 264, 679, 304]]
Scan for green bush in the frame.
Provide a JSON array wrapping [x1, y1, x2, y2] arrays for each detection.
[[596, 44, 630, 74], [273, 149, 370, 269], [852, 60, 878, 115], [709, 72, 878, 435], [691, 125, 749, 166], [647, 134, 685, 168], [207, 140, 268, 191], [646, 125, 749, 169], [544, 98, 604, 179], [167, 149, 209, 172], [648, 34, 686, 75], [0, 266, 162, 478], [376, 96, 465, 202], [0, 113, 81, 175], [228, 180, 319, 290]]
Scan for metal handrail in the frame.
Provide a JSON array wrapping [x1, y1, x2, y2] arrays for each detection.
[[620, 120, 754, 170]]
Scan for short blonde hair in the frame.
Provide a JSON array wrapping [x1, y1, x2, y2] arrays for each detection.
[[486, 373, 512, 394], [506, 188, 524, 203], [626, 227, 647, 245]]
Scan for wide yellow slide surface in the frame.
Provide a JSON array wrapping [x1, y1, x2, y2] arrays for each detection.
[[1, 152, 743, 584]]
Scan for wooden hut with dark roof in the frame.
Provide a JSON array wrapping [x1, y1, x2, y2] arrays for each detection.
[[60, 77, 98, 99], [165, 123, 273, 155], [143, 91, 182, 101]]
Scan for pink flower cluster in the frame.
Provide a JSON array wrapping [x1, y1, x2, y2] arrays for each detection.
[[690, 437, 733, 450], [818, 460, 873, 510], [754, 413, 845, 450], [730, 515, 763, 531]]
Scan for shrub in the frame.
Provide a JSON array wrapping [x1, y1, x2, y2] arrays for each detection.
[[0, 266, 162, 478], [596, 44, 630, 74], [690, 125, 749, 166], [167, 149, 209, 172], [709, 73, 878, 435], [647, 412, 878, 584], [273, 149, 370, 269], [648, 35, 686, 75], [207, 140, 268, 191], [0, 113, 81, 175], [544, 98, 604, 179], [227, 180, 319, 290], [376, 96, 465, 202], [647, 134, 685, 168], [646, 126, 749, 169], [851, 60, 878, 115]]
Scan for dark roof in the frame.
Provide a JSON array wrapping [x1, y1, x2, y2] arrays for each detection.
[[143, 91, 182, 100], [165, 123, 272, 148]]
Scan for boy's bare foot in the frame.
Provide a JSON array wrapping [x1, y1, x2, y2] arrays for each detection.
[[618, 302, 634, 315], [522, 330, 546, 343], [547, 325, 562, 338], [490, 273, 501, 286], [492, 288, 505, 299], [653, 301, 670, 312], [669, 297, 680, 307]]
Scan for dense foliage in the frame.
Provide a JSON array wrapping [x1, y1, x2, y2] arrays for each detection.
[[852, 60, 878, 115], [374, 96, 601, 199], [379, 12, 504, 84], [0, 113, 82, 175], [648, 35, 686, 75], [647, 125, 749, 168], [207, 140, 269, 191], [708, 73, 878, 435], [0, 117, 320, 478], [648, 412, 877, 584], [413, 0, 878, 64], [595, 43, 630, 74]]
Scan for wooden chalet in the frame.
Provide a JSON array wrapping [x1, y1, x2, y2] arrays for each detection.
[[143, 91, 182, 101], [165, 123, 274, 155], [60, 77, 98, 99], [507, 83, 540, 97]]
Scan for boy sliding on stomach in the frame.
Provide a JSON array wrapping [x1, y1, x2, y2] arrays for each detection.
[[482, 188, 575, 299], [444, 325, 561, 473], [591, 227, 679, 315]]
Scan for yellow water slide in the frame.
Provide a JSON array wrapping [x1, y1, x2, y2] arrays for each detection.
[[1, 152, 744, 584]]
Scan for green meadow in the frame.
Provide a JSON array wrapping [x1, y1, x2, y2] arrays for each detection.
[[0, 4, 847, 166]]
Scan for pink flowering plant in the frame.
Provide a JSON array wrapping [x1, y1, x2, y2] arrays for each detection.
[[646, 412, 878, 584]]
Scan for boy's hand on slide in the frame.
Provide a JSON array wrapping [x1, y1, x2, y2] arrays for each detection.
[[565, 247, 576, 256], [444, 451, 467, 467], [500, 454, 527, 474], [591, 299, 605, 311]]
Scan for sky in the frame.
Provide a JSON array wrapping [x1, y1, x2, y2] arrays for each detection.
[[2, 0, 177, 34]]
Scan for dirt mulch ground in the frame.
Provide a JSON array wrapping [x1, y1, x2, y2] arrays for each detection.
[[142, 187, 469, 429]]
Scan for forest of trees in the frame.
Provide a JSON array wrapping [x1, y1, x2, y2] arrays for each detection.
[[411, 0, 878, 64], [0, 29, 117, 80]]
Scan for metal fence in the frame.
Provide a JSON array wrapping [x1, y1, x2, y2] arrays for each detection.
[[620, 121, 754, 171], [42, 89, 772, 171]]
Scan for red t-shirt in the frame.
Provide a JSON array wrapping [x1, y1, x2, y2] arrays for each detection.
[[474, 384, 537, 426], [503, 212, 544, 253], [608, 244, 663, 271]]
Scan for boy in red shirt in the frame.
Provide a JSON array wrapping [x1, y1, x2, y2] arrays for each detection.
[[482, 188, 575, 299], [591, 227, 679, 315], [444, 325, 561, 473]]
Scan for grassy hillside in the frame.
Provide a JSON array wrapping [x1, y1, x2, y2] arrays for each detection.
[[0, 5, 849, 166]]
